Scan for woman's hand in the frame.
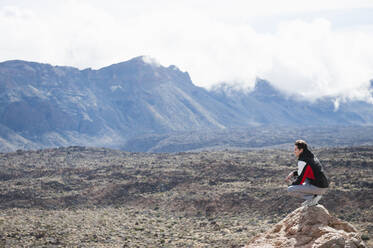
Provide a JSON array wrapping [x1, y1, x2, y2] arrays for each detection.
[[285, 171, 294, 183]]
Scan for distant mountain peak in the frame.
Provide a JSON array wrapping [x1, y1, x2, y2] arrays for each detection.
[[253, 79, 280, 96], [123, 55, 161, 68], [140, 56, 161, 67], [128, 56, 186, 73]]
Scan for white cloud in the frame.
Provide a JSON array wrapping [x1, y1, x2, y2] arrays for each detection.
[[141, 56, 161, 67], [265, 19, 373, 100], [0, 1, 373, 101]]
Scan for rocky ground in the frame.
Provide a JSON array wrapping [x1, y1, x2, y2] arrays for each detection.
[[0, 146, 372, 247], [0, 207, 268, 247]]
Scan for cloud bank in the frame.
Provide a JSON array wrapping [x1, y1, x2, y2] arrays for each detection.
[[1, 0, 373, 101]]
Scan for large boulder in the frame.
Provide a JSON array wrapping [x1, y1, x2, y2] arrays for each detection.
[[245, 205, 366, 248]]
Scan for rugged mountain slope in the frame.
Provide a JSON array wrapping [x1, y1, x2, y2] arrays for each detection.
[[0, 57, 239, 151], [1, 56, 373, 152], [210, 80, 373, 126]]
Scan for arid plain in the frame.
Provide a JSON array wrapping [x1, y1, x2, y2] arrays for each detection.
[[0, 146, 372, 247]]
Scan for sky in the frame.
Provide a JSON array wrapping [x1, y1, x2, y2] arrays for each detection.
[[1, 0, 373, 101]]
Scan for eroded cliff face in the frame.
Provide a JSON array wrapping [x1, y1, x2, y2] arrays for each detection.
[[245, 205, 366, 248]]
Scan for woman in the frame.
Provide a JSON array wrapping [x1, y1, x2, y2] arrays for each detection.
[[285, 140, 329, 206]]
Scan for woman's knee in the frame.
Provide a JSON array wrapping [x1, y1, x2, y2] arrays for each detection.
[[287, 185, 297, 192], [287, 185, 305, 197], [287, 186, 297, 195]]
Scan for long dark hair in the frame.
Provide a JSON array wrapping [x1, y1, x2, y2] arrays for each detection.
[[295, 140, 314, 159]]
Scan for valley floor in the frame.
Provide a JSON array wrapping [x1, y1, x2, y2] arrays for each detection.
[[0, 146, 372, 247]]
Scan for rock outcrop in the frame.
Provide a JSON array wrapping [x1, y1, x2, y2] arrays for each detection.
[[245, 205, 366, 248]]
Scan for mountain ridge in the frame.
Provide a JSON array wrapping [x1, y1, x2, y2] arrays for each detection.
[[1, 57, 373, 152]]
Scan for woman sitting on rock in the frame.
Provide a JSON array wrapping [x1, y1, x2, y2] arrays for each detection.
[[285, 140, 329, 206]]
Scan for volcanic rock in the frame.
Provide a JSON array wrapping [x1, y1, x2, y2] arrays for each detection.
[[245, 204, 366, 248]]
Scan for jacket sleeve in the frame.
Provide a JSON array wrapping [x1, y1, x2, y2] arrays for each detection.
[[291, 161, 307, 185]]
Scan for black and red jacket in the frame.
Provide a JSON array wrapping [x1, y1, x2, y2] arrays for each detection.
[[292, 150, 329, 188]]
